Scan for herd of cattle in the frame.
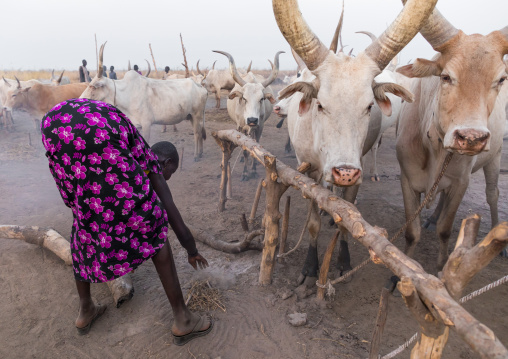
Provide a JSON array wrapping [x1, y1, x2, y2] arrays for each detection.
[[1, 0, 508, 283]]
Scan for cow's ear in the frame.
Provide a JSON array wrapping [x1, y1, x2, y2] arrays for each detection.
[[278, 80, 318, 116], [396, 58, 441, 78], [373, 81, 414, 116], [228, 90, 243, 101], [263, 92, 276, 104]]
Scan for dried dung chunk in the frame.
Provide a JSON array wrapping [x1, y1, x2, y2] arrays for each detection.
[[288, 312, 307, 327]]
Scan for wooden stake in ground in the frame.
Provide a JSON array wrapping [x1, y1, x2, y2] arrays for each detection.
[[278, 196, 291, 263], [259, 155, 289, 285], [180, 33, 190, 78], [149, 43, 159, 76], [213, 134, 236, 212], [369, 287, 390, 359], [249, 179, 264, 224], [317, 230, 340, 300]]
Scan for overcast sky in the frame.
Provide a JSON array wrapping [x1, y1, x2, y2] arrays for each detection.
[[2, 0, 507, 72]]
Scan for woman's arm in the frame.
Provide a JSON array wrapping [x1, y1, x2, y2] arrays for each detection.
[[148, 172, 208, 269]]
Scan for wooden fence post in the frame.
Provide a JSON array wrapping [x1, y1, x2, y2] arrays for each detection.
[[259, 155, 288, 285], [214, 136, 236, 212]]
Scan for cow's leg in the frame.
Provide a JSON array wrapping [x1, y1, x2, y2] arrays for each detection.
[[241, 150, 250, 181], [161, 125, 167, 133], [249, 128, 262, 179], [370, 137, 382, 181], [191, 114, 204, 161], [435, 184, 468, 270], [423, 192, 445, 230], [298, 200, 321, 287], [215, 90, 221, 109], [401, 173, 422, 259], [483, 151, 505, 256], [336, 185, 359, 280], [284, 135, 292, 153], [483, 151, 501, 228]]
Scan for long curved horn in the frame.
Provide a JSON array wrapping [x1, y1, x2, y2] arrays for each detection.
[[145, 59, 151, 77], [356, 31, 377, 43], [291, 48, 307, 72], [196, 60, 205, 76], [15, 76, 21, 89], [364, 0, 438, 70], [57, 70, 65, 84], [213, 50, 247, 87], [212, 60, 217, 70], [98, 42, 106, 78], [51, 69, 55, 80], [273, 0, 329, 70], [246, 60, 252, 73], [410, 4, 459, 50], [3, 77, 11, 87], [348, 48, 354, 56], [268, 59, 274, 70], [329, 1, 345, 54], [261, 51, 284, 88], [128, 60, 132, 71]]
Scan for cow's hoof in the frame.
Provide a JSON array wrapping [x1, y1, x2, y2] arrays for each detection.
[[422, 218, 437, 231], [296, 274, 318, 288], [194, 157, 199, 162], [240, 157, 245, 163], [241, 175, 250, 182], [338, 270, 353, 284], [250, 172, 258, 179], [384, 275, 401, 296], [500, 249, 508, 258], [370, 175, 380, 182]]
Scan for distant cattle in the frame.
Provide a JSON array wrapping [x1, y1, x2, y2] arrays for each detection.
[[81, 43, 208, 161], [215, 50, 281, 180]]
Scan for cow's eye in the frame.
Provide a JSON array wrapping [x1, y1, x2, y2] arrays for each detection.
[[317, 102, 323, 111], [441, 74, 452, 84], [499, 77, 506, 85], [367, 102, 373, 112]]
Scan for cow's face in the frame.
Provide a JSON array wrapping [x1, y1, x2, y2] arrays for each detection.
[[279, 52, 413, 187], [229, 82, 275, 129], [4, 86, 31, 111], [398, 31, 508, 155], [81, 76, 114, 103]]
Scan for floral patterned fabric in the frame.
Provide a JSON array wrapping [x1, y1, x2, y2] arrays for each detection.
[[41, 98, 169, 283]]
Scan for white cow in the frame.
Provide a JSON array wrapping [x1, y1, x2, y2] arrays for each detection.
[[50, 70, 71, 86], [396, 6, 508, 268], [80, 43, 208, 161], [272, 0, 435, 285], [200, 59, 251, 109], [214, 50, 281, 180]]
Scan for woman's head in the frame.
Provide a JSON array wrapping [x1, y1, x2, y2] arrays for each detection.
[[151, 141, 179, 180], [133, 64, 139, 71]]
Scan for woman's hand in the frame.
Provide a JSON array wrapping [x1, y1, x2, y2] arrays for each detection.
[[188, 253, 209, 270]]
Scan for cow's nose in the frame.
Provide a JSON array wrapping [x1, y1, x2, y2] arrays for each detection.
[[274, 106, 280, 114], [453, 128, 490, 154], [247, 117, 258, 126], [332, 166, 362, 187]]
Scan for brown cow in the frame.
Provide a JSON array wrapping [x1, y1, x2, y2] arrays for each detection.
[[396, 6, 508, 268], [5, 80, 87, 130]]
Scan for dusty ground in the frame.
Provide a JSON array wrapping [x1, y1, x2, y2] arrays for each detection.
[[1, 89, 507, 359]]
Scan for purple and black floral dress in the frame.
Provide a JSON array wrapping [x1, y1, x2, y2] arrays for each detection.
[[41, 98, 169, 283]]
